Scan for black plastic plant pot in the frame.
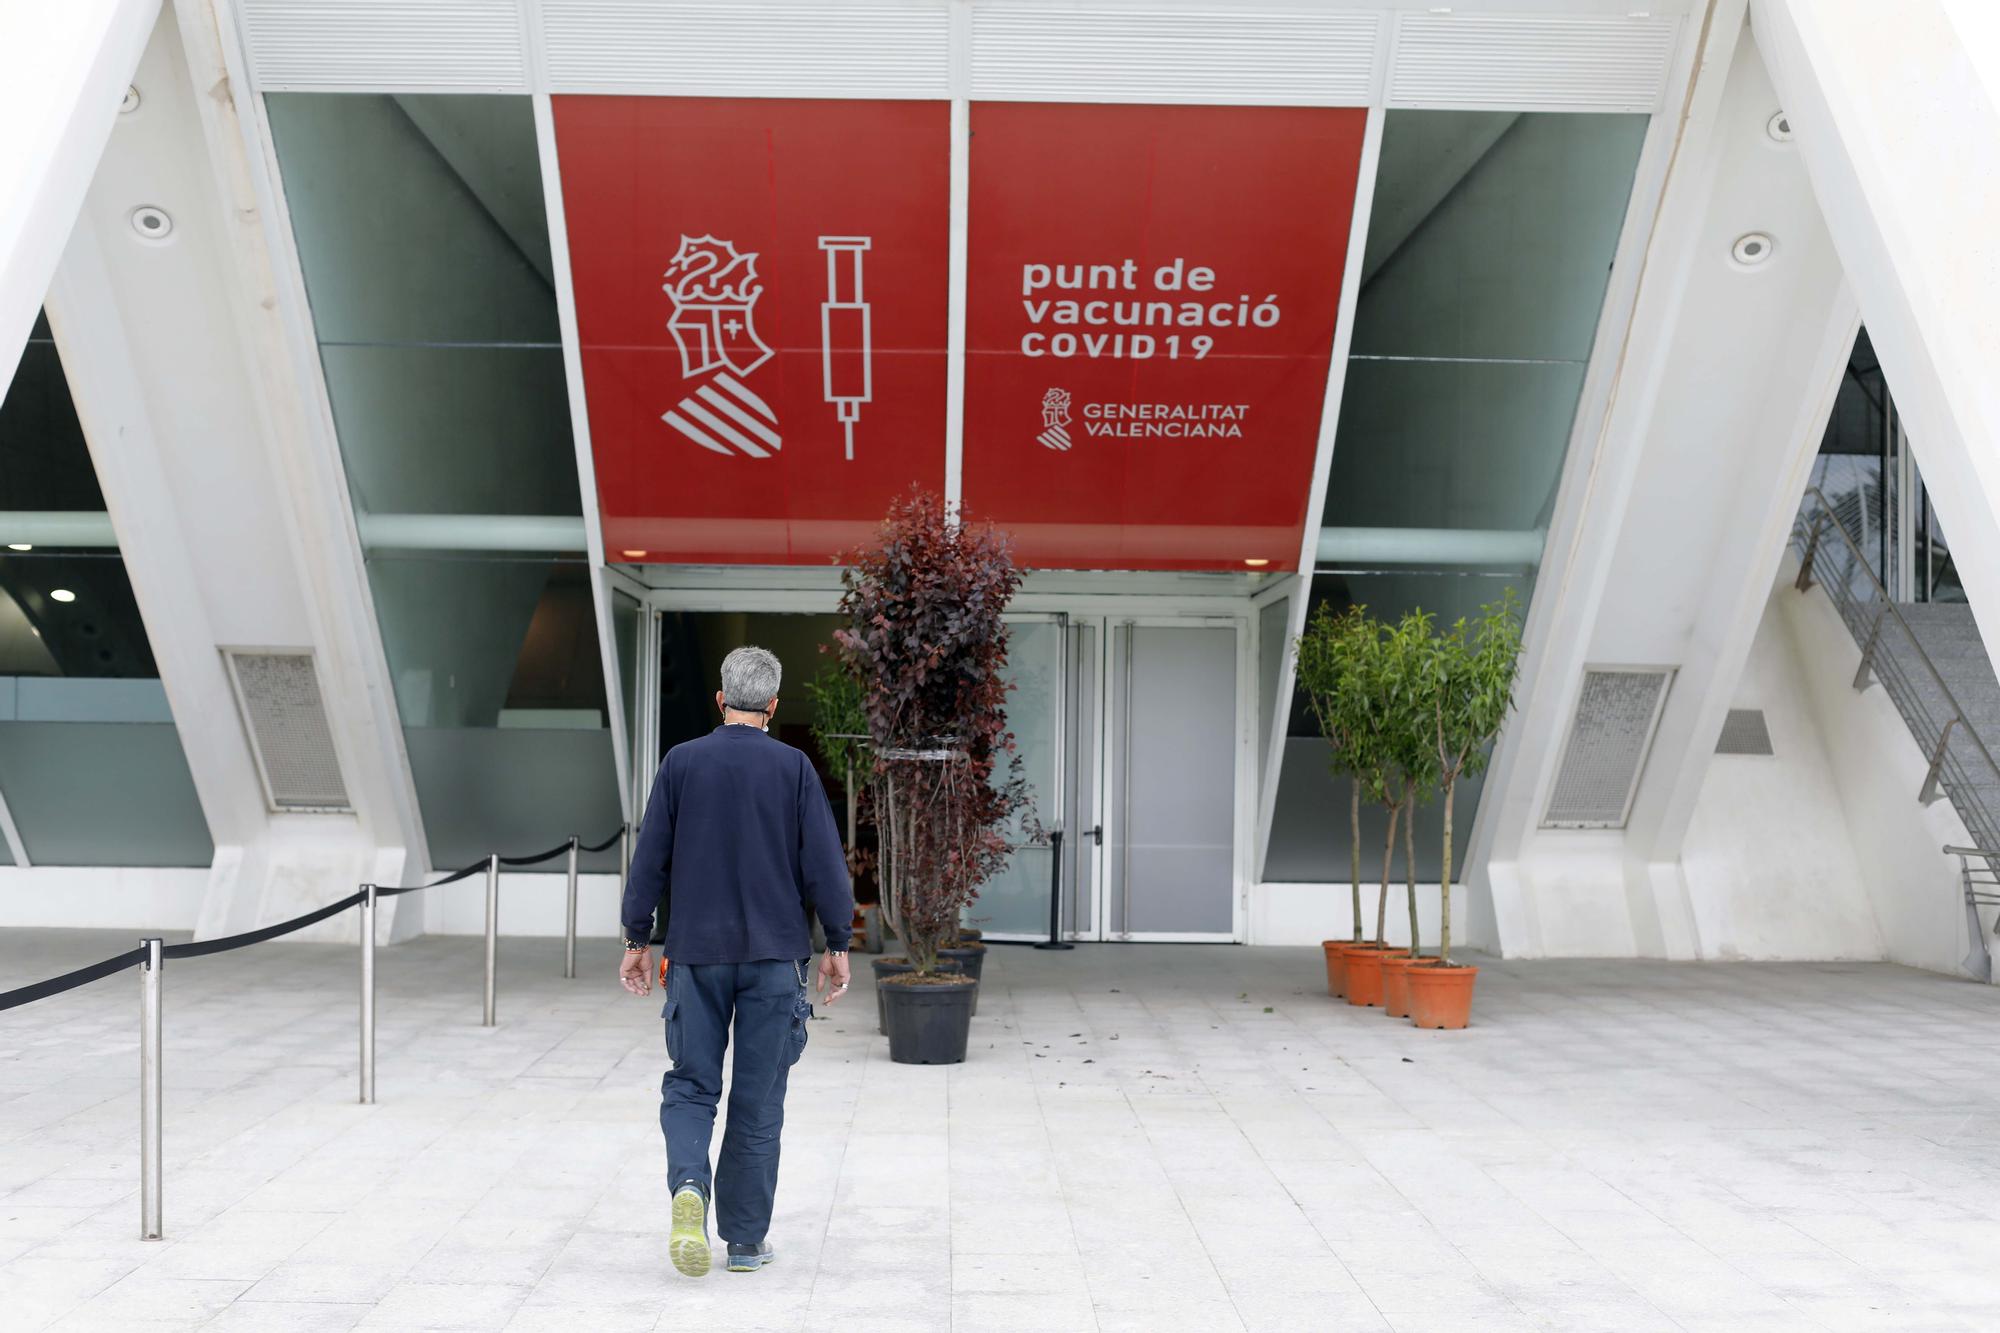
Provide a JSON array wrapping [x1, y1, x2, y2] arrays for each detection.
[[936, 942, 987, 1015], [881, 975, 977, 1065], [955, 927, 984, 942], [870, 955, 962, 1035]]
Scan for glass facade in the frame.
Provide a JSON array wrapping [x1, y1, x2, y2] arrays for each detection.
[[1267, 110, 1649, 882], [268, 94, 619, 868], [1808, 327, 1961, 604], [0, 314, 212, 866]]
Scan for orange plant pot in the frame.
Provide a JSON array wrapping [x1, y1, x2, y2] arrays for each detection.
[[1320, 940, 1357, 998], [1343, 945, 1395, 1008], [1405, 963, 1479, 1029], [1380, 954, 1437, 1019]]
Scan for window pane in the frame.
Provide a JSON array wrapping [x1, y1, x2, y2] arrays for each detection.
[[370, 556, 621, 869], [319, 346, 580, 517], [0, 317, 212, 866], [270, 93, 619, 864], [1324, 111, 1647, 535]]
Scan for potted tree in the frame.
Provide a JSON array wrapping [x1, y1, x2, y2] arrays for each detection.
[[1296, 604, 1374, 998], [1345, 612, 1425, 1010], [1380, 611, 1442, 1019], [1405, 592, 1523, 1030], [805, 660, 882, 952], [836, 491, 1028, 1064]]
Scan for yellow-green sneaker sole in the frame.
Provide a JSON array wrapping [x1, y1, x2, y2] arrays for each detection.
[[669, 1188, 710, 1278]]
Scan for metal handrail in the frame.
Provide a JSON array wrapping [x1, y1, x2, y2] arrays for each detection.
[[1946, 845, 2000, 982], [1793, 487, 2000, 855]]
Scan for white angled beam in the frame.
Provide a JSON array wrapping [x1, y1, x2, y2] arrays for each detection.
[[0, 0, 160, 392], [1754, 0, 2000, 690]]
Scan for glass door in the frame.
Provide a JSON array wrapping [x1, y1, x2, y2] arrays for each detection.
[[1103, 620, 1242, 940], [976, 616, 1066, 936]]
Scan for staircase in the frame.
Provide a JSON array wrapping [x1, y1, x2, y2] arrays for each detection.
[[1792, 489, 2000, 854], [1897, 604, 2000, 830]]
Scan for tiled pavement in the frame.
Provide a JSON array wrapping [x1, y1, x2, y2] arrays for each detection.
[[3, 930, 2000, 1330]]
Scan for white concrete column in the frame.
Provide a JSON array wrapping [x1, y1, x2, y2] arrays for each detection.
[[0, 0, 159, 392], [1754, 0, 2000, 698], [37, 6, 424, 939], [1474, 19, 1858, 959]]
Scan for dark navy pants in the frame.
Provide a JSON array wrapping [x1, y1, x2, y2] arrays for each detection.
[[660, 959, 810, 1244]]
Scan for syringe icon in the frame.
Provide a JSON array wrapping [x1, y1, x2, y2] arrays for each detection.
[[818, 236, 872, 460]]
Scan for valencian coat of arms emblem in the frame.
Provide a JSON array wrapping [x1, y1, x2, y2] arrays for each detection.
[[659, 235, 783, 458], [663, 235, 774, 379]]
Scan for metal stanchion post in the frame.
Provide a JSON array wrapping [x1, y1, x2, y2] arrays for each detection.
[[620, 821, 632, 889], [139, 937, 163, 1240], [1035, 830, 1073, 951], [483, 854, 499, 1027], [564, 836, 579, 980], [359, 885, 376, 1104]]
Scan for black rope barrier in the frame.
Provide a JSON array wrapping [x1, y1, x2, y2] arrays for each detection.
[[579, 827, 625, 854], [497, 839, 578, 868], [161, 891, 367, 960], [0, 823, 628, 1010], [0, 946, 149, 1012], [378, 858, 486, 897]]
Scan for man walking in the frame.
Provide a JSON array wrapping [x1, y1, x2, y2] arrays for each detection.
[[619, 645, 854, 1277]]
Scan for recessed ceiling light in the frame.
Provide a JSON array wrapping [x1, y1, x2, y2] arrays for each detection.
[[621, 549, 648, 559], [6, 543, 29, 551], [1731, 232, 1774, 266], [50, 588, 77, 603], [129, 205, 173, 242], [1244, 557, 1271, 568]]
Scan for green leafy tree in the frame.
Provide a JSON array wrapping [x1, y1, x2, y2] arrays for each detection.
[[1429, 591, 1525, 965], [1295, 603, 1375, 943], [805, 659, 870, 848], [1384, 610, 1442, 955], [1359, 610, 1444, 949]]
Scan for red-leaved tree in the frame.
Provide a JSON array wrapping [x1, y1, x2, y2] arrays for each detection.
[[834, 491, 1029, 976]]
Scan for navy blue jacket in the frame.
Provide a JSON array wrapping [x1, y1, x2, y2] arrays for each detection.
[[620, 724, 854, 964]]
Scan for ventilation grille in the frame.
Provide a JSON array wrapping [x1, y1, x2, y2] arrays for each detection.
[[971, 6, 1381, 105], [1716, 708, 1775, 756], [544, 0, 951, 96], [1542, 668, 1672, 829], [238, 0, 530, 92], [1388, 14, 1681, 113], [224, 652, 352, 813]]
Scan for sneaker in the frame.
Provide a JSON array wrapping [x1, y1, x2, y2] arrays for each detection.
[[726, 1241, 775, 1272], [669, 1184, 710, 1277]]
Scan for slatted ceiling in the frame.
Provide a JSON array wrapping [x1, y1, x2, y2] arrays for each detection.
[[1542, 668, 1673, 829], [542, 0, 951, 96], [235, 4, 1686, 112], [238, 0, 530, 92], [970, 7, 1382, 105], [1389, 13, 1682, 113]]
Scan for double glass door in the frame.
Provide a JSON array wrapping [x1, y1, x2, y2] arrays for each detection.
[[982, 615, 1242, 942]]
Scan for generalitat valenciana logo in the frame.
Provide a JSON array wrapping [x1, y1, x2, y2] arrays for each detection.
[[1038, 387, 1073, 452]]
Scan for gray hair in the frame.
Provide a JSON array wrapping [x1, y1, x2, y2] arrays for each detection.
[[720, 645, 782, 711]]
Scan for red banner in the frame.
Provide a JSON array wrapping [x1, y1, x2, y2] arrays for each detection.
[[962, 103, 1365, 570], [554, 97, 951, 564]]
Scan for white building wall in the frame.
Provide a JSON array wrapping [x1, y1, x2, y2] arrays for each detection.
[[1776, 566, 1980, 976], [1679, 576, 1883, 961]]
